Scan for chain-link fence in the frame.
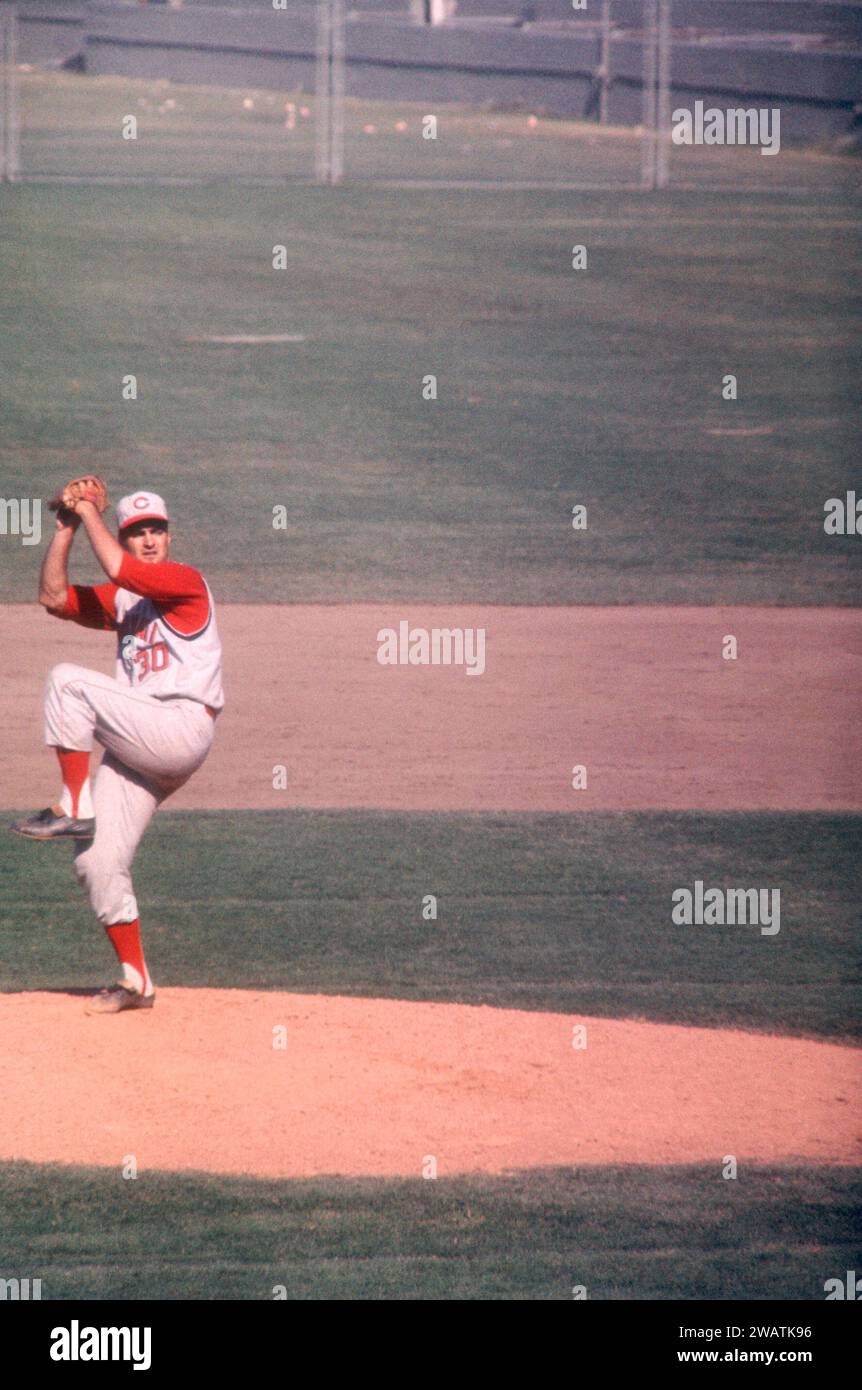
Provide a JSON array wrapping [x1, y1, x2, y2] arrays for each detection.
[[1, 2, 857, 191], [3, 3, 323, 182], [0, 1, 658, 187]]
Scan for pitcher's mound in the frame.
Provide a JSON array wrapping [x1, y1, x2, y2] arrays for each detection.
[[1, 990, 858, 1178]]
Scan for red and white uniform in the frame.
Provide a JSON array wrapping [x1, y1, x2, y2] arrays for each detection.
[[43, 555, 224, 929], [58, 552, 224, 712]]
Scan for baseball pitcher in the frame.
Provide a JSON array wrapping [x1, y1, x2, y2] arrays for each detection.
[[11, 477, 224, 1014]]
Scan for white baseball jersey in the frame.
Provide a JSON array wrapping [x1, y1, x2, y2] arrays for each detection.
[[52, 553, 225, 713]]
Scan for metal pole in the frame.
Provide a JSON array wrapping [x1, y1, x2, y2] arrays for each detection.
[[599, 0, 611, 125], [640, 0, 657, 190], [1, 7, 19, 183], [9, 6, 19, 182], [0, 9, 7, 183], [315, 0, 332, 184], [329, 0, 344, 184], [655, 0, 671, 188]]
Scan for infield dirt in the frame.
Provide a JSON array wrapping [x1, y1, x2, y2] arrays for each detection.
[[2, 604, 860, 812]]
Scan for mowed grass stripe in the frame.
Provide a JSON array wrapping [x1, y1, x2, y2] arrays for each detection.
[[1, 810, 858, 1040], [1, 1160, 858, 1300], [1, 173, 860, 605]]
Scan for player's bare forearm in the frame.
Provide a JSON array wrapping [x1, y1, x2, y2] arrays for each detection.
[[38, 523, 76, 611], [77, 501, 125, 581]]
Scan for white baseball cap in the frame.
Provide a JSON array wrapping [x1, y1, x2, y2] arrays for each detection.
[[116, 491, 170, 533]]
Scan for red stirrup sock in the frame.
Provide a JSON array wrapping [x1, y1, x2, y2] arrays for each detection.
[[55, 748, 93, 819], [105, 919, 153, 996]]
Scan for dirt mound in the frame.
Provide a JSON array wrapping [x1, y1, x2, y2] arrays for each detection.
[[1, 990, 858, 1178]]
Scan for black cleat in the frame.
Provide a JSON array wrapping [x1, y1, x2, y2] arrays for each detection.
[[10, 806, 96, 841], [85, 984, 156, 1015]]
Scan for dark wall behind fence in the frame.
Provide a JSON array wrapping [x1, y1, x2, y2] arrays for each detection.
[[14, 1, 862, 140]]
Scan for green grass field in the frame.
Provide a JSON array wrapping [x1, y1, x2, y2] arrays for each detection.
[[2, 811, 859, 1040], [1, 75, 860, 605], [16, 69, 858, 189], [2, 1160, 858, 1300]]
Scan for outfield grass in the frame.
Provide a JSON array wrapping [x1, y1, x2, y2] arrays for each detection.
[[1, 810, 858, 1041], [1, 131, 859, 604], [16, 69, 856, 190], [16, 70, 645, 185], [1, 1159, 857, 1299]]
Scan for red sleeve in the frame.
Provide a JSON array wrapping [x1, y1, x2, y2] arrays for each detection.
[[116, 554, 210, 637], [117, 554, 205, 602], [50, 583, 118, 631]]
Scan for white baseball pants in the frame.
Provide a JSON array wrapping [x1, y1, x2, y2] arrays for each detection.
[[43, 663, 214, 926]]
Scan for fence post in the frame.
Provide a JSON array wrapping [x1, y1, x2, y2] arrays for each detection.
[[640, 0, 658, 189], [1, 6, 20, 183], [315, 0, 331, 183], [0, 9, 5, 183], [656, 0, 671, 188], [315, 0, 345, 185], [599, 0, 611, 125], [330, 0, 344, 184]]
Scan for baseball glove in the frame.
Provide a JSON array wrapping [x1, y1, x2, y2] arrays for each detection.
[[48, 475, 109, 523]]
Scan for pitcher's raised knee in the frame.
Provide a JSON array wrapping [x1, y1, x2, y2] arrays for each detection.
[[47, 661, 85, 692]]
